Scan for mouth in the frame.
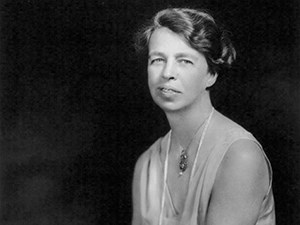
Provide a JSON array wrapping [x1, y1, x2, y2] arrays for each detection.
[[158, 87, 181, 94]]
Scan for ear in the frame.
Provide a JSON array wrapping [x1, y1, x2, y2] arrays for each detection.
[[206, 73, 218, 88]]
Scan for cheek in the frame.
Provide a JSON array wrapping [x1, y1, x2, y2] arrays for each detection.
[[184, 73, 202, 88], [147, 68, 157, 87], [184, 75, 207, 96], [147, 75, 155, 94]]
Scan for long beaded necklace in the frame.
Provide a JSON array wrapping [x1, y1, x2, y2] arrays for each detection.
[[158, 108, 214, 225], [178, 118, 207, 176]]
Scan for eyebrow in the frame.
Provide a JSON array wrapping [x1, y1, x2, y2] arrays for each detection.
[[175, 53, 198, 61], [148, 51, 165, 58], [148, 51, 198, 61]]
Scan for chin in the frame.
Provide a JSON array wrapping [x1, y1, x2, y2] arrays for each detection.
[[154, 99, 183, 113]]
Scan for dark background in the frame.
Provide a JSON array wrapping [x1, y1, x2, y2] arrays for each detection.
[[1, 0, 299, 224]]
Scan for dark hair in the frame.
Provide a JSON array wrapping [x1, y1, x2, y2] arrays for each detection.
[[134, 8, 236, 75]]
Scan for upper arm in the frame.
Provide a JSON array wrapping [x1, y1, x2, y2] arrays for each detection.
[[132, 151, 148, 225], [206, 139, 270, 225]]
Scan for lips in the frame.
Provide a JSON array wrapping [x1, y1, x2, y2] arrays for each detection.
[[158, 86, 181, 93]]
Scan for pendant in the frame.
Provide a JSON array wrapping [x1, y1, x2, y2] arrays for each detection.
[[179, 149, 188, 176]]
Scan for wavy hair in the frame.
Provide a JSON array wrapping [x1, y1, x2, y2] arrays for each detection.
[[135, 8, 236, 75]]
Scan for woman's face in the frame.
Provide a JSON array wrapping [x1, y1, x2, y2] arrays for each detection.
[[147, 27, 216, 113]]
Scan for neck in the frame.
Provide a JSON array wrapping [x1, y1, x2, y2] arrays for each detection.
[[165, 96, 213, 149]]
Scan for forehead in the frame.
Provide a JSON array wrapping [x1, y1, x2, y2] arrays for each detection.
[[148, 27, 198, 55]]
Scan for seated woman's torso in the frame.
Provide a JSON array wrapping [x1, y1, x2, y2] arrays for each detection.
[[137, 110, 275, 225]]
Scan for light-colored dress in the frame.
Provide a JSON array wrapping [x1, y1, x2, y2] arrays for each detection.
[[136, 111, 275, 225]]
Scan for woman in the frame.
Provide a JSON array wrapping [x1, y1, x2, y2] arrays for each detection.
[[132, 8, 275, 225]]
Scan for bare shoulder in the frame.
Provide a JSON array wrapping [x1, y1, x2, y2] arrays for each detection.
[[225, 139, 268, 175], [214, 111, 270, 183], [215, 138, 270, 197], [207, 139, 270, 224]]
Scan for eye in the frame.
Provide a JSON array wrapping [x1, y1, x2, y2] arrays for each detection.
[[150, 58, 165, 65], [179, 59, 193, 65]]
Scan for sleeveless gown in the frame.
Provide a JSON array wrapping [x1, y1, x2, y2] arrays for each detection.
[[137, 111, 275, 225]]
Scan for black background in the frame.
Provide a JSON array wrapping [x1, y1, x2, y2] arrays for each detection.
[[1, 0, 299, 224]]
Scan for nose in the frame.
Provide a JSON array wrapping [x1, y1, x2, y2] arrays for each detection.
[[162, 60, 176, 80]]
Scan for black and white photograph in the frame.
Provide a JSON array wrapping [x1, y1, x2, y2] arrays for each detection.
[[1, 0, 299, 224]]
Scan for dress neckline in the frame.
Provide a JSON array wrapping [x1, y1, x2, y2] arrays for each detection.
[[158, 108, 215, 225]]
